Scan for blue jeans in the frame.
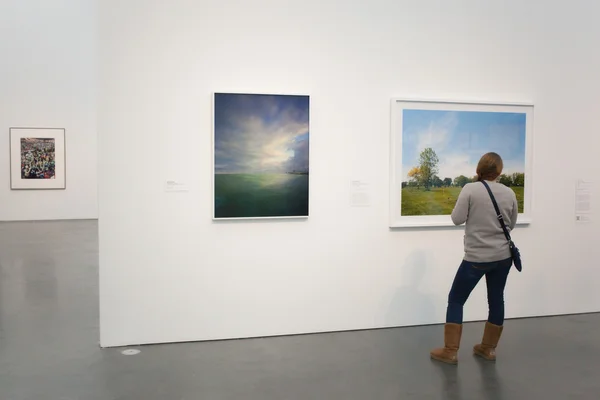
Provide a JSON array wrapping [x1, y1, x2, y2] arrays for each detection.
[[446, 257, 512, 326]]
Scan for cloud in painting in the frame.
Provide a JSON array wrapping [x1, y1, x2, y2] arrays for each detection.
[[214, 93, 309, 174], [401, 109, 526, 181]]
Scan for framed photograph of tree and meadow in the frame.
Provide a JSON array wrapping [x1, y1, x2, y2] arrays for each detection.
[[9, 127, 66, 190], [212, 92, 310, 220], [389, 98, 533, 228]]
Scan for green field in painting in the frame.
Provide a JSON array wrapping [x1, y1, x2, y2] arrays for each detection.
[[215, 173, 309, 218], [401, 186, 524, 216]]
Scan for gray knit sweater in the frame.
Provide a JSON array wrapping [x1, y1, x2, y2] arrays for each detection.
[[451, 180, 519, 263]]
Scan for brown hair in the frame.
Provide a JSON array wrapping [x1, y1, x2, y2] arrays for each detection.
[[476, 152, 503, 181]]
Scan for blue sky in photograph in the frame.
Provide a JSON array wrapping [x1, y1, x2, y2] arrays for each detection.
[[401, 109, 526, 180], [214, 93, 309, 174]]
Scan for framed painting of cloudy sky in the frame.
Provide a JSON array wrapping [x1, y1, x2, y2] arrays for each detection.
[[389, 99, 533, 228], [213, 93, 310, 220]]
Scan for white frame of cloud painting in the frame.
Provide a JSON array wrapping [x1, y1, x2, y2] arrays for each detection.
[[9, 127, 66, 190], [212, 92, 310, 220], [389, 98, 533, 228]]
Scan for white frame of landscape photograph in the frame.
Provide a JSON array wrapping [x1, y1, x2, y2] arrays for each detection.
[[389, 98, 533, 228], [9, 127, 66, 190], [212, 92, 310, 220]]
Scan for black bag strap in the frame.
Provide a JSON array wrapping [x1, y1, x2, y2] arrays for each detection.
[[481, 181, 512, 242]]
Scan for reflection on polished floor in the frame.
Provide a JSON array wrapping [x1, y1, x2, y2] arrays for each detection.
[[0, 220, 599, 399]]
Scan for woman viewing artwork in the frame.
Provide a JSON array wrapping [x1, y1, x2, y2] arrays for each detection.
[[430, 152, 518, 365]]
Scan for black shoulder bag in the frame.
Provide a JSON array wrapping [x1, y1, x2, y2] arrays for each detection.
[[481, 181, 522, 272]]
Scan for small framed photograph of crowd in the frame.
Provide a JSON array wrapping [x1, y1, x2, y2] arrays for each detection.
[[389, 98, 534, 228], [9, 127, 66, 190], [213, 92, 310, 220]]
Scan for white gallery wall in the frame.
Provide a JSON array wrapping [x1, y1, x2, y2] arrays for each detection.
[[0, 0, 98, 221], [98, 0, 600, 347]]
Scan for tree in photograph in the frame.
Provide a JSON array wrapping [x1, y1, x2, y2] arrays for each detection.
[[443, 177, 452, 187], [417, 147, 439, 190], [454, 175, 471, 187], [512, 172, 525, 186], [432, 175, 443, 188], [407, 166, 421, 187], [498, 174, 512, 186]]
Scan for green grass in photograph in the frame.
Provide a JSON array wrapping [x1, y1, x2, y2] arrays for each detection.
[[401, 186, 524, 216], [512, 186, 524, 213]]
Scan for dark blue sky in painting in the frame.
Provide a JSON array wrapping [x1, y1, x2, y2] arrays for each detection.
[[214, 93, 310, 174]]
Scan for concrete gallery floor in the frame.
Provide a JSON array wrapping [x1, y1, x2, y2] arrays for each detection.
[[1, 220, 599, 399]]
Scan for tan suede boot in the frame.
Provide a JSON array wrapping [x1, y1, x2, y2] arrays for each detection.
[[473, 322, 503, 361], [430, 323, 462, 365]]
